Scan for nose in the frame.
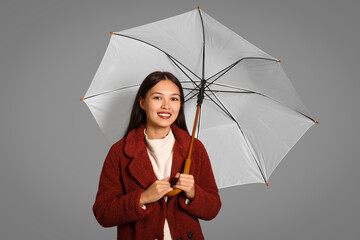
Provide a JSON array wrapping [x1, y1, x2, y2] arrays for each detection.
[[161, 98, 170, 110]]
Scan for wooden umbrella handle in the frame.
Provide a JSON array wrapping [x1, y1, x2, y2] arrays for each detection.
[[166, 105, 201, 197]]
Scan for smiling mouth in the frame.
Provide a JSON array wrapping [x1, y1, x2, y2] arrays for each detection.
[[158, 112, 171, 119]]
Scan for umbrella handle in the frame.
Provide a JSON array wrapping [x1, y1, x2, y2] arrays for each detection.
[[166, 105, 201, 197], [166, 155, 192, 197]]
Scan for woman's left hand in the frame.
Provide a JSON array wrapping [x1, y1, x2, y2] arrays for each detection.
[[174, 173, 195, 199]]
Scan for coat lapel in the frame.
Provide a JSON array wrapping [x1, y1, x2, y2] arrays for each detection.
[[125, 125, 157, 189]]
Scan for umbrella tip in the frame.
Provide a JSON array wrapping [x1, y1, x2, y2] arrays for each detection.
[[265, 180, 269, 186], [110, 32, 114, 35], [80, 98, 86, 101], [276, 59, 281, 62], [315, 120, 319, 124], [197, 6, 200, 10]]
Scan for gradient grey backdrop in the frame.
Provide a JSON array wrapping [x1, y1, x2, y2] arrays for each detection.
[[1, 0, 359, 239]]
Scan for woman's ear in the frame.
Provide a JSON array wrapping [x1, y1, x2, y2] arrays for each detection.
[[139, 97, 145, 110]]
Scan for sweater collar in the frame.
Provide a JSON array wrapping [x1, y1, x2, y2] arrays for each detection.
[[144, 129, 175, 158], [124, 124, 190, 158]]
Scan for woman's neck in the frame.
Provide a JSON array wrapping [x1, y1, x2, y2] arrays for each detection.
[[145, 125, 171, 139]]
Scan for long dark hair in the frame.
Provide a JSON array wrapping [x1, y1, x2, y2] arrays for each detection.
[[124, 71, 188, 137]]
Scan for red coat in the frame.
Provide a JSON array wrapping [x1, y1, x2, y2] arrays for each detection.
[[93, 124, 221, 240]]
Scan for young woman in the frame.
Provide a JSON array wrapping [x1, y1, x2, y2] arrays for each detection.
[[93, 71, 221, 240]]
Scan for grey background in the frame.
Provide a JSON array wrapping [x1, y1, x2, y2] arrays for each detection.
[[1, 0, 359, 239]]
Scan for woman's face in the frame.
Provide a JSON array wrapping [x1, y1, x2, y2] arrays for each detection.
[[139, 79, 181, 133]]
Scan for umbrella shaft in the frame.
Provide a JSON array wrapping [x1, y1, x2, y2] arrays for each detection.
[[184, 104, 201, 173]]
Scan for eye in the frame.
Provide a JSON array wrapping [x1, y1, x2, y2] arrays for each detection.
[[153, 96, 161, 100], [171, 97, 179, 101]]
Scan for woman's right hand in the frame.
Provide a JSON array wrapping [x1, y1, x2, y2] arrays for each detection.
[[139, 177, 173, 207]]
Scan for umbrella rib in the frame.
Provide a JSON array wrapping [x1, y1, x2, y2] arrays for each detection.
[[204, 87, 269, 184], [205, 57, 279, 88], [82, 84, 140, 100], [208, 83, 253, 92], [206, 83, 317, 123], [111, 33, 201, 81], [205, 89, 253, 94], [183, 86, 200, 100], [203, 91, 234, 121], [205, 77, 317, 124], [184, 91, 199, 103], [205, 61, 239, 87], [181, 80, 201, 84], [167, 55, 201, 87]]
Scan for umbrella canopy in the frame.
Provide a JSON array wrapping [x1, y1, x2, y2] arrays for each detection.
[[82, 8, 317, 188]]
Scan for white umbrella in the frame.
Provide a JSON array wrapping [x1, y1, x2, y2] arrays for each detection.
[[81, 7, 317, 189]]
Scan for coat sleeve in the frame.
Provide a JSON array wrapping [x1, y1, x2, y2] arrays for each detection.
[[178, 140, 221, 220], [92, 143, 153, 227]]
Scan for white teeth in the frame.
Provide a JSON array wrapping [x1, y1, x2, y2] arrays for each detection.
[[158, 113, 170, 117]]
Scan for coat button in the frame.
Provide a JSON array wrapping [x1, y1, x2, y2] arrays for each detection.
[[177, 238, 183, 240], [187, 232, 193, 238]]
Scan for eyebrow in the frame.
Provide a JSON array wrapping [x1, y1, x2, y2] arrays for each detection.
[[151, 92, 180, 96]]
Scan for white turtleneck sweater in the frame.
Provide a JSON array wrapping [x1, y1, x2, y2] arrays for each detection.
[[144, 129, 175, 240]]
